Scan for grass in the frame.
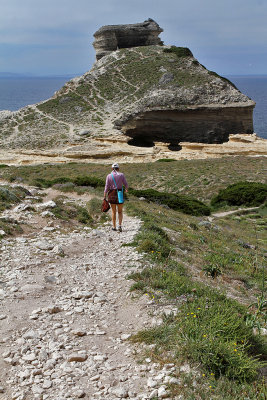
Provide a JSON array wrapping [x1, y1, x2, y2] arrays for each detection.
[[32, 175, 105, 189], [49, 196, 93, 225], [87, 197, 110, 223], [0, 157, 266, 398], [0, 217, 23, 236], [1, 156, 265, 203], [126, 199, 266, 397], [0, 185, 31, 211]]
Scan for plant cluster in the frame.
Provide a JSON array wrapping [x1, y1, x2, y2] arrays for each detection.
[[129, 188, 210, 216], [33, 175, 105, 189], [211, 181, 267, 208], [0, 185, 31, 211], [126, 199, 266, 397], [163, 46, 193, 57], [50, 196, 93, 225], [0, 217, 22, 236]]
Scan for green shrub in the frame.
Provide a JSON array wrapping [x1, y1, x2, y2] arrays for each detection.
[[76, 206, 93, 224], [131, 219, 172, 259], [129, 188, 210, 216], [0, 164, 9, 169], [33, 175, 105, 189], [50, 197, 92, 224], [156, 159, 177, 162], [163, 46, 193, 57], [73, 176, 105, 188], [34, 177, 71, 188], [0, 185, 30, 211], [211, 181, 267, 208]]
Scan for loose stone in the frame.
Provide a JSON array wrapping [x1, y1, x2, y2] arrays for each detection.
[[67, 354, 88, 362]]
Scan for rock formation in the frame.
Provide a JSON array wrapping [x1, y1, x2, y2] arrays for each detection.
[[0, 20, 266, 164], [93, 19, 163, 60]]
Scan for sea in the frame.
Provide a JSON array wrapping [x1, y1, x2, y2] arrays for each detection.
[[0, 75, 266, 139]]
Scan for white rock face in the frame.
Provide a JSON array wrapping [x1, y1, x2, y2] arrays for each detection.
[[36, 201, 56, 210], [0, 110, 14, 121]]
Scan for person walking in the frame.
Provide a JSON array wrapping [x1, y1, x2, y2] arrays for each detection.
[[104, 163, 128, 232]]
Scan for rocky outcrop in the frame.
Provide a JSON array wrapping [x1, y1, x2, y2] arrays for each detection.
[[0, 21, 265, 162], [121, 106, 254, 145], [93, 19, 163, 60], [0, 134, 266, 165]]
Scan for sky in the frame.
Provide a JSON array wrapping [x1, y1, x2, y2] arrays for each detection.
[[0, 0, 266, 76]]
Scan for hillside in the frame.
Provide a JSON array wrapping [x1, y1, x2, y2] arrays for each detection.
[[0, 157, 266, 399]]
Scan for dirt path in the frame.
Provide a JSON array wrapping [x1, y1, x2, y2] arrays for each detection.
[[212, 206, 260, 218], [0, 186, 178, 400]]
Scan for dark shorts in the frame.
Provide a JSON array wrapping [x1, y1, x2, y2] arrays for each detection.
[[108, 189, 119, 204]]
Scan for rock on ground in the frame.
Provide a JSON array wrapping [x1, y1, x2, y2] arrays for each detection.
[[0, 193, 181, 399]]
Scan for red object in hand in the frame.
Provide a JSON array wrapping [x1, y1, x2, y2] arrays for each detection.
[[101, 198, 110, 212]]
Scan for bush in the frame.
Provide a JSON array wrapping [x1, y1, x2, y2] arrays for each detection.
[[156, 159, 177, 163], [76, 206, 93, 224], [33, 175, 105, 189], [0, 217, 23, 236], [163, 46, 193, 57], [211, 181, 267, 208], [73, 176, 105, 188], [0, 185, 30, 211], [129, 188, 210, 216], [34, 177, 71, 188]]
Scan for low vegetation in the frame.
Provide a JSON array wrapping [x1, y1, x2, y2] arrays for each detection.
[[0, 156, 266, 398], [126, 199, 266, 398], [2, 156, 265, 203], [211, 181, 267, 208], [129, 188, 210, 216], [163, 46, 193, 58], [0, 185, 31, 212], [33, 175, 105, 189], [46, 196, 93, 225], [0, 217, 22, 236]]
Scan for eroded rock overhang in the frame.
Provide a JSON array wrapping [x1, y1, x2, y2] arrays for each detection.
[[119, 103, 255, 147]]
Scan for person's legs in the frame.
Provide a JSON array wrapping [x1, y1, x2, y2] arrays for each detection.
[[118, 204, 123, 230], [111, 204, 117, 229]]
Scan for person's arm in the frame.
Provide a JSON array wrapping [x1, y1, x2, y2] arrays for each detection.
[[122, 174, 129, 192], [104, 175, 110, 198]]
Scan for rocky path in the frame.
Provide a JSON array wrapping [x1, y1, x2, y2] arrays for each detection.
[[212, 206, 260, 218], [0, 187, 179, 400]]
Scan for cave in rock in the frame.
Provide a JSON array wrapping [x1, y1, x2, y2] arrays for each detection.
[[122, 107, 254, 146], [127, 136, 155, 147]]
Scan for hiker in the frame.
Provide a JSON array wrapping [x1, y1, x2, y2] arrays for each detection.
[[104, 163, 128, 232]]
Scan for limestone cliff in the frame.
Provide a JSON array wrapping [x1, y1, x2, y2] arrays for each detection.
[[93, 19, 163, 60], [0, 23, 265, 164]]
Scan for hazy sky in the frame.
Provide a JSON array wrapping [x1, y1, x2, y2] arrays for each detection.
[[0, 0, 266, 76]]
